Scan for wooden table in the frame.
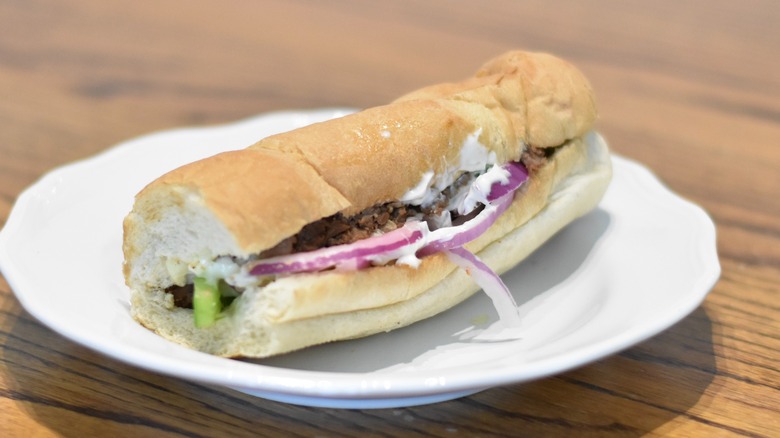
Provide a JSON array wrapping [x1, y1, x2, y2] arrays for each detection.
[[2, 1, 778, 436]]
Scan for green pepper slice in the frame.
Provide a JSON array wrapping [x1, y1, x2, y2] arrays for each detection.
[[193, 277, 221, 328]]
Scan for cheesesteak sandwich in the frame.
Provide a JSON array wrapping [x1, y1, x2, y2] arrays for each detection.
[[123, 50, 612, 358]]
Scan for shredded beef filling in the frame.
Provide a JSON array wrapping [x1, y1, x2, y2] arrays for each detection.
[[260, 202, 448, 257], [284, 202, 415, 254], [168, 283, 194, 308], [167, 145, 556, 308], [521, 144, 554, 174]]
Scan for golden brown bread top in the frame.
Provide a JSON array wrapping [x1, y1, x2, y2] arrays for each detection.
[[251, 98, 519, 215], [139, 149, 351, 254], [124, 50, 597, 278], [248, 51, 597, 215]]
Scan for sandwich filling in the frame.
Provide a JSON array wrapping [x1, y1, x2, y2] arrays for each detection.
[[165, 136, 557, 328]]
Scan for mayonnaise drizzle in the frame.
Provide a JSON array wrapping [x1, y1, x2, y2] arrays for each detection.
[[400, 127, 501, 212], [459, 128, 497, 172], [399, 171, 434, 204], [459, 165, 511, 214], [188, 256, 261, 288]]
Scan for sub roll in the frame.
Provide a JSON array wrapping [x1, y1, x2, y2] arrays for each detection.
[[122, 50, 612, 358]]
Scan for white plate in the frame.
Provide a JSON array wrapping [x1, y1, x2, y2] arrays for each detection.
[[0, 109, 720, 409]]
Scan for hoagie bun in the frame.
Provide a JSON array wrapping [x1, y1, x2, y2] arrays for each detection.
[[123, 51, 612, 357]]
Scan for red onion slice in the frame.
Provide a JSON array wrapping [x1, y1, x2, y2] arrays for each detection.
[[418, 161, 527, 256], [248, 221, 429, 276], [487, 161, 529, 201], [416, 193, 513, 257], [459, 161, 528, 214], [445, 246, 521, 326]]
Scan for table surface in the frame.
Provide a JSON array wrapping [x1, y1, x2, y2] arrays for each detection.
[[1, 1, 779, 436]]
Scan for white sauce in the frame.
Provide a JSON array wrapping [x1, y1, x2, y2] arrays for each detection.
[[396, 253, 422, 268], [459, 128, 497, 172], [399, 171, 434, 204], [459, 165, 511, 214], [188, 256, 260, 288], [192, 256, 238, 284], [400, 128, 498, 208]]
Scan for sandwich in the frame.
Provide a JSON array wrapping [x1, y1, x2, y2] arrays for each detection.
[[122, 50, 612, 358]]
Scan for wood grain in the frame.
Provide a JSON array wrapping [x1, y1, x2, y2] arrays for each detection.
[[2, 0, 779, 436]]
